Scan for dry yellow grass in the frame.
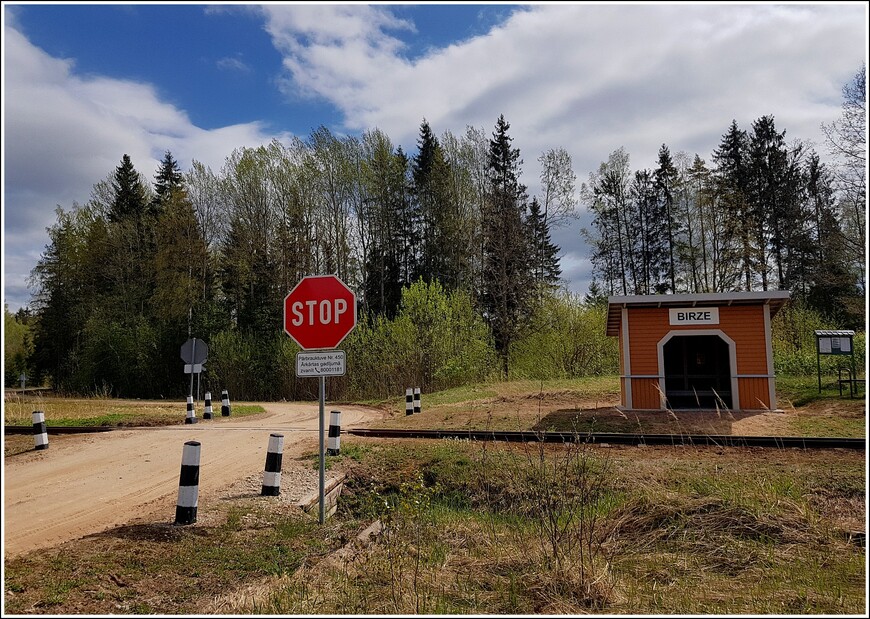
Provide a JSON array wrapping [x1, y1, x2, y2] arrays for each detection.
[[3, 393, 183, 426]]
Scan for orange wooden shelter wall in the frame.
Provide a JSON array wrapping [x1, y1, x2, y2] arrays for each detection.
[[619, 304, 775, 411]]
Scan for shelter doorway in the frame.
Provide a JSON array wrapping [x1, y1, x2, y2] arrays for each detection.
[[663, 335, 732, 409]]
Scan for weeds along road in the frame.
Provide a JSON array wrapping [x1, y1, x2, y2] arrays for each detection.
[[3, 402, 383, 559]]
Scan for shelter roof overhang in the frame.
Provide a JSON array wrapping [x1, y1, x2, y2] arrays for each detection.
[[605, 291, 791, 337]]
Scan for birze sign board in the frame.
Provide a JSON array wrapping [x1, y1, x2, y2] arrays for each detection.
[[284, 275, 357, 350], [669, 307, 720, 326]]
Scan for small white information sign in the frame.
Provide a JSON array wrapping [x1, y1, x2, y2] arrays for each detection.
[[669, 307, 720, 326], [296, 350, 346, 377]]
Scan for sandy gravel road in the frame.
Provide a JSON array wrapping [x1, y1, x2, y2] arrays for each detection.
[[3, 402, 384, 559]]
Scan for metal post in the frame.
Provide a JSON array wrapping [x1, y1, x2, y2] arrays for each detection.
[[816, 336, 822, 394], [850, 343, 857, 398], [189, 339, 196, 398], [319, 375, 326, 524]]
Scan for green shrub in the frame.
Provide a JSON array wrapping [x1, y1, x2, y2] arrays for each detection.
[[772, 300, 865, 376], [510, 291, 618, 379], [343, 280, 497, 399]]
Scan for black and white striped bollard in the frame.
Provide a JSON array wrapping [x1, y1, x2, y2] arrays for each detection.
[[405, 388, 413, 416], [414, 387, 421, 414], [203, 392, 213, 420], [185, 395, 198, 424], [327, 411, 341, 456], [261, 433, 284, 496], [32, 410, 48, 450], [174, 440, 201, 525], [221, 390, 231, 417]]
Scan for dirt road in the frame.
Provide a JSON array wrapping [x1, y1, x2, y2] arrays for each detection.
[[3, 402, 384, 559]]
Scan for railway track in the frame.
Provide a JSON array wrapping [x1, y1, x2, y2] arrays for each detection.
[[5, 425, 865, 449], [346, 428, 866, 449]]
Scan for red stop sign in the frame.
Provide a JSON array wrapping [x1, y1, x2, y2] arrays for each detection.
[[283, 275, 357, 350]]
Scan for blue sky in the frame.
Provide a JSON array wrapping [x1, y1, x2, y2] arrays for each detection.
[[2, 2, 867, 314]]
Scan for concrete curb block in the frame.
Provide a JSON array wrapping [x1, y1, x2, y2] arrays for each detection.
[[299, 473, 347, 520]]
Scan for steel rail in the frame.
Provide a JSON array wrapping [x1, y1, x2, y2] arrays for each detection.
[[345, 428, 866, 450], [4, 425, 865, 450]]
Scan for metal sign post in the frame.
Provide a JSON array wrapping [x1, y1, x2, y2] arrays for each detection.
[[318, 375, 326, 524], [284, 275, 357, 525], [189, 339, 197, 398], [296, 352, 346, 525], [181, 338, 209, 400], [296, 350, 346, 524]]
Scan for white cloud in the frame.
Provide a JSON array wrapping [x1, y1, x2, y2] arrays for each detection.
[[260, 3, 864, 169], [217, 56, 252, 73], [1, 18, 286, 311], [2, 3, 865, 311], [256, 2, 865, 296]]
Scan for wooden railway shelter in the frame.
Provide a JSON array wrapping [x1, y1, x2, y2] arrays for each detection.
[[606, 291, 790, 412]]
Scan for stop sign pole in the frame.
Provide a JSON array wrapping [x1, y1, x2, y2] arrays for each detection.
[[283, 275, 356, 523]]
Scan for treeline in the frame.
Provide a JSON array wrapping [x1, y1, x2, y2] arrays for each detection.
[[584, 66, 866, 330], [27, 115, 595, 398], [21, 65, 865, 398]]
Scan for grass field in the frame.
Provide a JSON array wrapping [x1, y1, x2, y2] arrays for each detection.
[[2, 393, 265, 428], [4, 377, 865, 614], [3, 395, 266, 458], [359, 375, 865, 438], [3, 436, 864, 615]]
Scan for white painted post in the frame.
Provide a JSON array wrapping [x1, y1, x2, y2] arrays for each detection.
[[174, 441, 201, 525], [414, 387, 421, 414], [327, 410, 341, 456], [406, 387, 413, 416], [32, 411, 48, 451], [185, 395, 198, 424], [221, 389, 231, 417], [203, 391, 213, 420], [261, 433, 284, 496]]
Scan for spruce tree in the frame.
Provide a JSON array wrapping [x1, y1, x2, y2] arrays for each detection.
[[654, 144, 681, 292], [361, 130, 407, 318], [411, 119, 455, 288], [526, 196, 561, 292], [747, 115, 789, 290], [630, 168, 668, 294], [804, 152, 861, 326], [713, 121, 754, 290], [482, 115, 533, 378], [109, 154, 149, 223], [152, 150, 184, 213]]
